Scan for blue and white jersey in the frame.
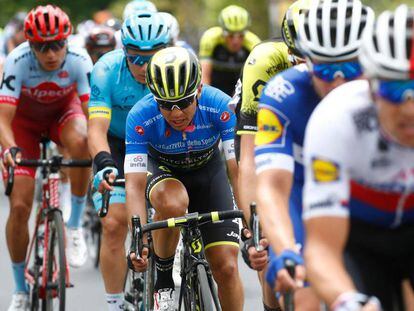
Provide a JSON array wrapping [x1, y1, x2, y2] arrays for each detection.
[[304, 80, 414, 228], [124, 85, 236, 173], [88, 49, 150, 139], [254, 64, 320, 245]]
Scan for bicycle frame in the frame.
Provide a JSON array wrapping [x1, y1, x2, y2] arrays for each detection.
[[23, 142, 72, 296], [178, 215, 221, 310]]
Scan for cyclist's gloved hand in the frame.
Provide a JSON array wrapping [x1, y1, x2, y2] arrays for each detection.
[[332, 292, 382, 311], [93, 151, 118, 193], [240, 228, 268, 271], [2, 146, 22, 168], [266, 249, 304, 291], [93, 167, 118, 193]]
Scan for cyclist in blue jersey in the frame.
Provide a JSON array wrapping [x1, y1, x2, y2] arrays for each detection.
[[125, 47, 243, 311], [254, 0, 374, 308], [87, 12, 170, 311], [303, 5, 414, 310]]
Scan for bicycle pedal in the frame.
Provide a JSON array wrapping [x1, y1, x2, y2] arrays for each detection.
[[67, 282, 74, 288]]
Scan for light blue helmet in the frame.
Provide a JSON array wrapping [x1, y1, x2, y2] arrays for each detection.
[[121, 12, 170, 51], [123, 0, 157, 20]]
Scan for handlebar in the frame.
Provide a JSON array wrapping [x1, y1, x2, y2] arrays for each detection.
[[284, 259, 296, 311], [130, 210, 244, 259], [250, 202, 262, 252], [5, 156, 91, 196], [98, 178, 125, 218]]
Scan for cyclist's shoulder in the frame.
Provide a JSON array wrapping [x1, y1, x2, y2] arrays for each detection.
[[244, 40, 291, 77], [66, 45, 91, 64], [200, 26, 223, 41], [242, 31, 261, 49], [6, 42, 32, 66], [129, 93, 157, 119], [262, 64, 312, 109], [199, 85, 231, 108]]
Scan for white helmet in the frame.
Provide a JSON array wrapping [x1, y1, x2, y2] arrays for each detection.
[[360, 5, 414, 80], [123, 0, 157, 20], [297, 0, 374, 62], [158, 12, 180, 42]]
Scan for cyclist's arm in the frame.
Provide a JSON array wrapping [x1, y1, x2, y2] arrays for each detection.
[[199, 28, 216, 85], [257, 168, 295, 253], [88, 117, 111, 157], [125, 172, 147, 225], [87, 58, 112, 157], [201, 61, 212, 85], [0, 104, 17, 148], [0, 51, 23, 149], [226, 156, 239, 206], [75, 48, 93, 116]]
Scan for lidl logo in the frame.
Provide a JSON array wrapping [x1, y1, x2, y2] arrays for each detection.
[[255, 109, 283, 146], [312, 157, 340, 183]]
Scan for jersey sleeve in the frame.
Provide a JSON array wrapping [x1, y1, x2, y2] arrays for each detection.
[[199, 27, 221, 60], [254, 75, 295, 174], [237, 42, 290, 135], [75, 51, 93, 102], [88, 57, 113, 120], [243, 31, 261, 51], [124, 103, 150, 173], [302, 93, 353, 220], [0, 51, 23, 106]]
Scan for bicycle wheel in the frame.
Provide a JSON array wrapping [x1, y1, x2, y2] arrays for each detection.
[[196, 264, 220, 311], [42, 210, 66, 311]]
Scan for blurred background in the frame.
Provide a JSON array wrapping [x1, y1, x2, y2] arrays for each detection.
[[0, 0, 409, 49]]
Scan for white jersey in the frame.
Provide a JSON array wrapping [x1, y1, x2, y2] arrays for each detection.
[[303, 80, 414, 228]]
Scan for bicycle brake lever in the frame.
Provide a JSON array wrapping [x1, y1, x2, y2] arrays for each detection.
[[250, 202, 262, 252], [5, 165, 14, 196], [98, 173, 112, 218]]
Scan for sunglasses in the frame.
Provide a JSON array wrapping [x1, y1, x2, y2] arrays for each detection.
[[124, 48, 153, 66], [223, 31, 245, 39], [31, 40, 66, 53], [312, 61, 362, 82], [373, 80, 414, 105], [155, 92, 197, 111]]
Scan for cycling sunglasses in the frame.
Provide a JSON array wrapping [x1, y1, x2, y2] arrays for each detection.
[[223, 31, 245, 39], [155, 92, 197, 111], [373, 79, 414, 105], [312, 61, 363, 82], [31, 40, 66, 53], [124, 48, 153, 66]]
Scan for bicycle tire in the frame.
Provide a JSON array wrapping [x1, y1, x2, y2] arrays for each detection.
[[142, 253, 155, 310], [42, 210, 66, 311], [196, 264, 218, 311], [30, 229, 42, 311]]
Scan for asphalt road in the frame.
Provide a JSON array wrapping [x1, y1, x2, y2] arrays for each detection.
[[0, 183, 262, 310]]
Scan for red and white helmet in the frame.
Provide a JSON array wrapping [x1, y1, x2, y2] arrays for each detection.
[[24, 5, 72, 42], [360, 4, 414, 80]]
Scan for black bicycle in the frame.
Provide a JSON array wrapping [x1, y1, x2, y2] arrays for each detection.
[[130, 209, 244, 311], [5, 138, 91, 311]]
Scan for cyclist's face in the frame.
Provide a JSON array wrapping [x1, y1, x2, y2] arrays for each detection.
[[32, 41, 67, 71], [88, 46, 114, 64], [126, 48, 158, 83], [375, 95, 414, 148], [224, 32, 244, 53], [310, 59, 364, 98], [159, 97, 198, 131]]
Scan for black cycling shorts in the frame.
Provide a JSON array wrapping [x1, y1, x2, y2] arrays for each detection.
[[344, 219, 414, 311], [146, 153, 240, 250]]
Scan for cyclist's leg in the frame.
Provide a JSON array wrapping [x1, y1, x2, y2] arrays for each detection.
[[53, 100, 90, 227], [189, 155, 243, 311], [52, 98, 90, 267], [92, 135, 128, 310], [6, 115, 39, 296], [146, 160, 187, 294]]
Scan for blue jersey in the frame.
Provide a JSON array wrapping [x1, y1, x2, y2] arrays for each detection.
[[88, 49, 150, 139], [254, 64, 320, 246], [124, 85, 236, 173]]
